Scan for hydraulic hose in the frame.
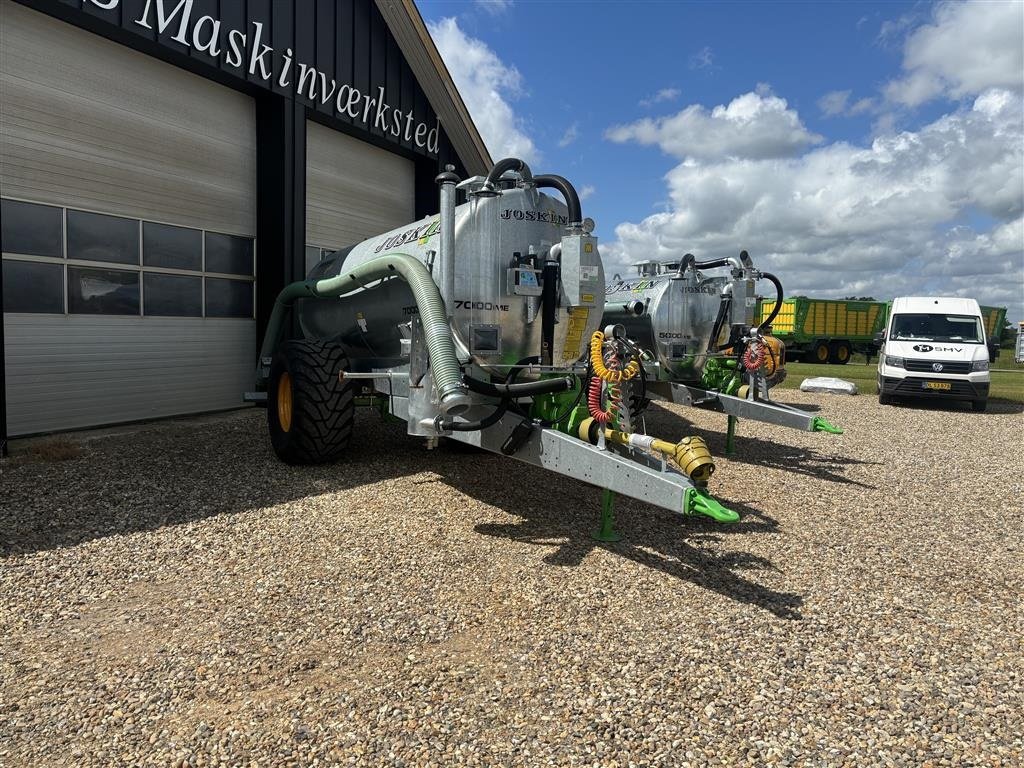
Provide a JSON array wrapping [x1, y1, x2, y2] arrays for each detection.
[[438, 399, 509, 432], [534, 174, 582, 226], [485, 157, 533, 188], [463, 374, 574, 398], [257, 252, 470, 415], [757, 271, 784, 333]]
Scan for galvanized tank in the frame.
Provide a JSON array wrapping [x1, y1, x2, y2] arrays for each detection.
[[603, 267, 728, 383], [299, 185, 606, 372]]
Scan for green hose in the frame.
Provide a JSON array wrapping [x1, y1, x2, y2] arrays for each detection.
[[257, 252, 470, 415]]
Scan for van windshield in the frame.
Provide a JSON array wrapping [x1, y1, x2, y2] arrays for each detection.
[[890, 313, 983, 343]]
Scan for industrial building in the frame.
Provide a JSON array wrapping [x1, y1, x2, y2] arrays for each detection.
[[0, 0, 490, 450]]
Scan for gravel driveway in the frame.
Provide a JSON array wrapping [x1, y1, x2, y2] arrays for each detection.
[[2, 392, 1021, 767]]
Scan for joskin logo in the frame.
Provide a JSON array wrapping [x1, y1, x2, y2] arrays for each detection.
[[500, 209, 568, 226], [374, 219, 440, 253]]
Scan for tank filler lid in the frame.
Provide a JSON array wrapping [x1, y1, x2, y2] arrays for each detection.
[[456, 175, 489, 193], [632, 260, 660, 277]]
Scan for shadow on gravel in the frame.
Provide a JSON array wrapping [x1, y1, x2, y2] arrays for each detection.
[[881, 397, 1023, 414], [471, 493, 803, 621], [644, 406, 881, 489], [3, 408, 801, 621], [0, 411, 420, 558]]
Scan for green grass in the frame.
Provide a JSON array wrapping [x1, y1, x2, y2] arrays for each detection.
[[778, 360, 1024, 403]]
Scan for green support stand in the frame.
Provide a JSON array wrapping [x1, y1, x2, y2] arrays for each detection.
[[592, 489, 622, 542], [725, 415, 737, 456], [812, 416, 844, 434]]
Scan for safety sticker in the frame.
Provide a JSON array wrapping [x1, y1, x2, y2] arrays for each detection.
[[561, 307, 590, 361]]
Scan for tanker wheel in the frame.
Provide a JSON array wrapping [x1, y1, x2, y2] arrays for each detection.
[[809, 340, 830, 364], [829, 341, 851, 365], [268, 339, 355, 464]]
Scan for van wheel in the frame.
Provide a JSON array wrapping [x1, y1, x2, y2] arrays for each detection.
[[878, 379, 893, 405], [829, 341, 851, 365], [971, 399, 987, 412], [809, 340, 830, 364], [268, 340, 355, 464]]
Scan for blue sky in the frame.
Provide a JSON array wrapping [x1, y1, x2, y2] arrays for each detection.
[[418, 0, 1024, 324]]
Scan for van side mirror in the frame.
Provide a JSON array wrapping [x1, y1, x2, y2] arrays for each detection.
[[873, 331, 885, 345]]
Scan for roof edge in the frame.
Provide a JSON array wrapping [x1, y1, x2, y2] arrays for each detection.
[[375, 0, 493, 175]]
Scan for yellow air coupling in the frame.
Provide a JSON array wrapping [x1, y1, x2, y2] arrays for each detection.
[[578, 418, 716, 485], [590, 331, 640, 382]]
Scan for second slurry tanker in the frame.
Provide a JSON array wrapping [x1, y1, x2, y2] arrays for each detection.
[[253, 158, 836, 534], [603, 254, 842, 439]]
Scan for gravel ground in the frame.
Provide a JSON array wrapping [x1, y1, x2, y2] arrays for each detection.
[[1, 392, 1022, 767]]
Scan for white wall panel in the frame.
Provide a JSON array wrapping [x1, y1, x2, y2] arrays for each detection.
[[306, 120, 415, 250], [4, 316, 255, 435]]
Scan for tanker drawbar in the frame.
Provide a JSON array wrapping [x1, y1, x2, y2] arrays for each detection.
[[603, 252, 842, 451], [251, 158, 749, 536]]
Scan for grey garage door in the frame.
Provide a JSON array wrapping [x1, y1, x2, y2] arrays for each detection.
[[305, 120, 415, 272], [1, 1, 257, 436]]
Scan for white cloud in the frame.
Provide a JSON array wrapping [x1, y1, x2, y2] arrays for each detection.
[[606, 90, 822, 161], [579, 185, 595, 201], [558, 122, 579, 148], [885, 1, 1024, 106], [819, 90, 850, 117], [639, 88, 681, 108], [428, 17, 539, 165], [689, 46, 714, 70], [604, 89, 1024, 319], [475, 0, 512, 15]]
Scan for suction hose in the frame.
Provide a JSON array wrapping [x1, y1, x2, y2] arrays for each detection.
[[534, 174, 583, 227], [257, 252, 471, 415], [485, 157, 534, 189], [757, 272, 784, 334]]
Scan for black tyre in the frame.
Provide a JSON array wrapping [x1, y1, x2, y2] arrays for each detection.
[[971, 399, 987, 412], [268, 340, 355, 464], [878, 379, 893, 405], [829, 341, 851, 365], [808, 341, 830, 364]]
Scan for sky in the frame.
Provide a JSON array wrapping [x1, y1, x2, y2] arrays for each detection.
[[417, 0, 1024, 325]]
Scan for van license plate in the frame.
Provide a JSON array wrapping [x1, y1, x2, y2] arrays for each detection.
[[923, 381, 952, 391]]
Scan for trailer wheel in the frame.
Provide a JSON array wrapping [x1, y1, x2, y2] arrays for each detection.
[[809, 340, 830, 364], [829, 341, 851, 365], [267, 340, 354, 464]]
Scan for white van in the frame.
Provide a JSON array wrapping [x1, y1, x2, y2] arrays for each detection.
[[876, 297, 993, 411]]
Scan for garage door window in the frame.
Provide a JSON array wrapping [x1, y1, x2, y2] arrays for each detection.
[[1, 197, 255, 319], [205, 232, 254, 276], [68, 266, 140, 315], [1, 199, 63, 257], [2, 259, 64, 313], [144, 273, 202, 317], [144, 222, 202, 271], [67, 210, 139, 264]]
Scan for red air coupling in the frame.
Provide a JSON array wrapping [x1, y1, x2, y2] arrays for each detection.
[[743, 343, 765, 370]]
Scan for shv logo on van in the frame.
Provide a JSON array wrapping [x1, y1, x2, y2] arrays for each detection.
[[912, 343, 964, 353]]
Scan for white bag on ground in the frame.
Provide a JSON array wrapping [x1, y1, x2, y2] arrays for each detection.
[[799, 377, 859, 395]]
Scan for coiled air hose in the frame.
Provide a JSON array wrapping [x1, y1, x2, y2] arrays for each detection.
[[590, 331, 640, 382], [257, 252, 470, 415]]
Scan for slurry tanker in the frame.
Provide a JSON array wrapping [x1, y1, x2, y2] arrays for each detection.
[[252, 158, 830, 535], [603, 257, 842, 441]]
